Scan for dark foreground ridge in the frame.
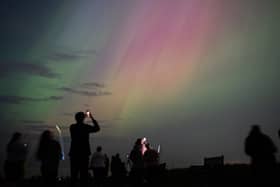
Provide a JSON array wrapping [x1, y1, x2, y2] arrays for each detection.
[[1, 164, 280, 187]]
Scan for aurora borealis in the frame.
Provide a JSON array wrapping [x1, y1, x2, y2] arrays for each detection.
[[0, 0, 280, 175]]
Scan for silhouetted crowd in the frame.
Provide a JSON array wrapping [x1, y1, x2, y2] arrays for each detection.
[[2, 111, 280, 186], [2, 111, 165, 187]]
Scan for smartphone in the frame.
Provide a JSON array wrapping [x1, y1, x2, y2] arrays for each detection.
[[86, 110, 90, 117]]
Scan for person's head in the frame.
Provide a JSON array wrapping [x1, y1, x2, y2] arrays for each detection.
[[250, 125, 261, 135], [40, 130, 53, 142], [141, 137, 147, 145], [75, 112, 86, 123], [96, 146, 102, 152], [9, 132, 22, 144]]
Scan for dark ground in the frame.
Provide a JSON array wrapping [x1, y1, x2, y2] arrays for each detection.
[[1, 164, 279, 187]]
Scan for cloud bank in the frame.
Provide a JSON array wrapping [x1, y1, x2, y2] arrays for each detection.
[[0, 95, 63, 104], [0, 61, 58, 78]]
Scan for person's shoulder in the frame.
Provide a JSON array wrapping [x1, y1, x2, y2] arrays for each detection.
[[263, 134, 274, 143], [70, 123, 78, 129], [92, 152, 99, 157]]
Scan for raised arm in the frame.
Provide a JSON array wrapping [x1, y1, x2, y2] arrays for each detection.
[[89, 113, 100, 133]]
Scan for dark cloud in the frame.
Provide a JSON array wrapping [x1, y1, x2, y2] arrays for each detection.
[[81, 82, 105, 89], [0, 95, 63, 105], [77, 49, 97, 55], [0, 62, 59, 78], [22, 120, 45, 124], [48, 49, 97, 62], [49, 52, 85, 61], [59, 87, 112, 96], [59, 82, 111, 97], [49, 96, 64, 100]]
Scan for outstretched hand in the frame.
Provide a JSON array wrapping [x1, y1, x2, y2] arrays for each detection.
[[88, 112, 94, 119]]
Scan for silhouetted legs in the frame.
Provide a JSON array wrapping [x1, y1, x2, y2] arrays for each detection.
[[70, 156, 89, 186], [41, 160, 59, 184], [4, 160, 24, 182], [130, 168, 144, 187], [92, 167, 106, 186]]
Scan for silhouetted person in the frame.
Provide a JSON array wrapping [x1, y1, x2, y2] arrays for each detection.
[[111, 153, 127, 184], [104, 154, 109, 177], [37, 130, 62, 184], [129, 138, 145, 186], [144, 144, 159, 168], [4, 132, 28, 182], [90, 146, 106, 186], [111, 154, 122, 177], [69, 111, 100, 186], [245, 125, 277, 185], [143, 144, 160, 185]]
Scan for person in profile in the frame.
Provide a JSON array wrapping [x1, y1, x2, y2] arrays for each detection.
[[4, 132, 28, 182], [245, 125, 277, 184], [90, 146, 106, 186], [69, 111, 100, 186], [37, 130, 62, 184]]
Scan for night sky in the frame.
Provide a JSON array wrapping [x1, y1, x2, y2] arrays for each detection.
[[0, 0, 280, 176]]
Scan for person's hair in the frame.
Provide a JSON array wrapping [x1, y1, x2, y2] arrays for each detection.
[[75, 112, 85, 123], [97, 146, 102, 152]]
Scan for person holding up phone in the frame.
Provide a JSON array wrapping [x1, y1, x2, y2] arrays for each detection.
[[69, 111, 100, 186]]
